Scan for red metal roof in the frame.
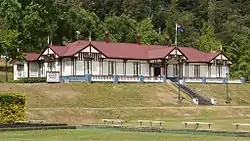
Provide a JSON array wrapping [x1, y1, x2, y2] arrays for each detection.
[[178, 47, 221, 62], [24, 53, 40, 61], [24, 40, 224, 62]]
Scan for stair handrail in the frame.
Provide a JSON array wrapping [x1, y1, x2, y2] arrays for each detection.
[[170, 81, 195, 99], [183, 83, 211, 102]]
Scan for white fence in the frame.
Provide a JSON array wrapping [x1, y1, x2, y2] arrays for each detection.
[[184, 77, 243, 84]]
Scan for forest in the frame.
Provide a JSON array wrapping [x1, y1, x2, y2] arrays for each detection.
[[0, 0, 249, 79]]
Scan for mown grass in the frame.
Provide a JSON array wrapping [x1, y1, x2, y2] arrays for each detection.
[[0, 129, 249, 141], [2, 83, 250, 132], [188, 83, 250, 105], [27, 106, 250, 131]]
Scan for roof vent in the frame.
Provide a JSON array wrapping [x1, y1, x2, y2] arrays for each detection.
[[137, 32, 140, 44], [105, 31, 109, 42]]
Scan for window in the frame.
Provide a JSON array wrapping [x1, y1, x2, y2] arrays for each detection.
[[133, 62, 141, 76], [194, 65, 200, 77], [108, 61, 116, 75]]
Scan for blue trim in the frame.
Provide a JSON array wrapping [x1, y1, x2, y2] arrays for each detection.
[[114, 75, 119, 83], [162, 75, 166, 83], [139, 75, 144, 83], [202, 76, 206, 83], [241, 77, 245, 84]]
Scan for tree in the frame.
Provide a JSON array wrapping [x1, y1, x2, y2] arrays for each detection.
[[196, 22, 221, 52], [136, 18, 159, 44], [103, 15, 137, 43], [226, 33, 250, 79], [0, 0, 22, 29], [63, 7, 103, 43], [0, 29, 22, 60]]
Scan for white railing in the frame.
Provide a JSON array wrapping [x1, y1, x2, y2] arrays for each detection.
[[184, 77, 243, 84], [92, 75, 113, 82], [144, 76, 163, 83], [119, 76, 139, 82]]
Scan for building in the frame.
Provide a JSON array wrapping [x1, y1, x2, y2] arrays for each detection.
[[13, 35, 234, 83]]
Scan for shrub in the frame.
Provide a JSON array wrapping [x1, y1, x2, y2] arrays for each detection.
[[10, 77, 46, 83], [0, 93, 26, 123]]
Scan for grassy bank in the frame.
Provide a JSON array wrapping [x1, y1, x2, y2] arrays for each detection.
[[1, 83, 250, 132], [189, 83, 250, 105], [0, 83, 192, 108]]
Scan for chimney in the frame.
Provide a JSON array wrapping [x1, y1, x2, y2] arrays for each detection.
[[166, 35, 170, 47], [137, 32, 141, 44], [105, 31, 109, 42]]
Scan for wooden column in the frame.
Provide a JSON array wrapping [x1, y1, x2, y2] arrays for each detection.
[[27, 61, 30, 78], [123, 60, 127, 75], [148, 61, 151, 76], [60, 58, 63, 76], [162, 59, 166, 75], [166, 63, 168, 77]]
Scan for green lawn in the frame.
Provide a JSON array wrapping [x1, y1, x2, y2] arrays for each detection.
[[27, 106, 250, 131], [0, 129, 249, 141]]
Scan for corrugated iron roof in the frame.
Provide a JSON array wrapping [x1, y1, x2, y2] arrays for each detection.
[[24, 53, 40, 61], [24, 40, 224, 62]]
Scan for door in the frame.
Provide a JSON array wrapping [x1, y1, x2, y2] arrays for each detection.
[[154, 67, 161, 76]]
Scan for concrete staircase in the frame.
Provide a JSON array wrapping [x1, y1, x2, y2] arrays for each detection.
[[168, 80, 212, 105]]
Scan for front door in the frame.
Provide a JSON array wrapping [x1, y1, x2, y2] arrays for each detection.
[[154, 67, 161, 76]]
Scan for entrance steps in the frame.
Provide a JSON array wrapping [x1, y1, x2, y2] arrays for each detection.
[[168, 79, 213, 105]]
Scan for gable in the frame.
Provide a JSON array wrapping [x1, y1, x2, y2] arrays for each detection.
[[39, 47, 58, 60], [42, 48, 55, 55], [170, 48, 182, 55], [166, 48, 187, 60], [74, 45, 106, 58], [215, 54, 228, 60]]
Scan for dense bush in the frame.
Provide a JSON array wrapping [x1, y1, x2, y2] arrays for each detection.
[[10, 77, 46, 83], [0, 93, 26, 123]]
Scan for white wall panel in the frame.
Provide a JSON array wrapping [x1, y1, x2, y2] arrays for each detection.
[[141, 63, 149, 76], [200, 65, 208, 77], [167, 64, 173, 77], [211, 66, 216, 77], [103, 61, 108, 75], [62, 58, 72, 76], [76, 60, 84, 75], [92, 61, 99, 75], [116, 62, 123, 75], [29, 62, 39, 77], [126, 62, 133, 75]]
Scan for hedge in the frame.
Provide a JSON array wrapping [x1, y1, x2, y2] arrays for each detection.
[[0, 93, 26, 123], [10, 77, 46, 83]]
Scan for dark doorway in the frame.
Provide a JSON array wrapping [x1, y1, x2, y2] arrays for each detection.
[[154, 67, 161, 76]]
